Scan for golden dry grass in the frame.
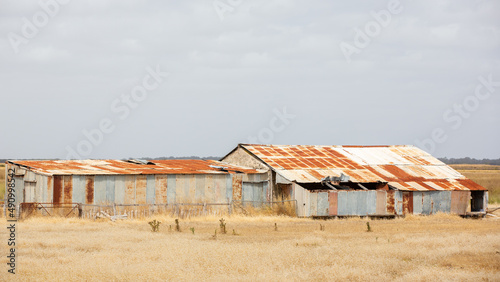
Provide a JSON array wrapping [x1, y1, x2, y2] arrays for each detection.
[[1, 214, 499, 281], [451, 165, 500, 204]]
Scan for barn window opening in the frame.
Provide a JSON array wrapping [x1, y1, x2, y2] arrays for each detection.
[[470, 191, 485, 212]]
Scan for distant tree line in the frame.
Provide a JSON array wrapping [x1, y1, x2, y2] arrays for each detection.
[[439, 157, 500, 165]]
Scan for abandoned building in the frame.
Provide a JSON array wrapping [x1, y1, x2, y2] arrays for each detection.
[[220, 144, 488, 217], [6, 159, 268, 208]]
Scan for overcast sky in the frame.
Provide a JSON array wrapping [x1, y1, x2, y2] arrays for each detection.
[[1, 0, 499, 160]]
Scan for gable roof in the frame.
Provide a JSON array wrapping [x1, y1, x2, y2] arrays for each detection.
[[237, 144, 485, 191], [7, 159, 264, 176]]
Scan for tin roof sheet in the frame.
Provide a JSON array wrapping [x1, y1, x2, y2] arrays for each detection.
[[240, 144, 486, 191], [7, 159, 265, 176]]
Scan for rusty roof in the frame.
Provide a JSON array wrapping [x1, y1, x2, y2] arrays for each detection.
[[7, 159, 265, 176], [239, 144, 486, 191]]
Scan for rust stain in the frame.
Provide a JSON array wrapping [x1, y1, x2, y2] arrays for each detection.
[[402, 192, 413, 215], [386, 190, 395, 214], [232, 174, 242, 201], [85, 176, 94, 204], [53, 176, 63, 204], [63, 176, 73, 203]]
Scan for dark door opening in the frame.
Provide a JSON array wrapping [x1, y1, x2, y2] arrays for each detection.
[[470, 191, 485, 212]]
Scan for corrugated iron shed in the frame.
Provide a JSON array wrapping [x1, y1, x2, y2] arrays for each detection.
[[237, 144, 486, 191], [7, 159, 265, 176]]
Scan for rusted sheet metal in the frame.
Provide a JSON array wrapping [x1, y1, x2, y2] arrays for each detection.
[[85, 176, 94, 204], [402, 192, 413, 215], [156, 175, 168, 204], [136, 175, 147, 204], [53, 176, 63, 204], [239, 144, 486, 191], [232, 174, 242, 201], [386, 190, 395, 214], [63, 176, 72, 204], [124, 175, 135, 204], [328, 191, 338, 216], [451, 191, 470, 215], [7, 159, 264, 176]]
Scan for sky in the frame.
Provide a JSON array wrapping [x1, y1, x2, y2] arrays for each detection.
[[0, 0, 499, 160]]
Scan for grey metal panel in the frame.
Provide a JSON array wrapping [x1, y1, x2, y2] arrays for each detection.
[[431, 191, 451, 213], [106, 176, 115, 203], [14, 176, 24, 204], [317, 192, 329, 216], [337, 191, 348, 216], [263, 181, 269, 203], [184, 175, 190, 199], [347, 191, 358, 215], [167, 175, 176, 204], [226, 175, 233, 202], [146, 175, 155, 204], [35, 174, 42, 202], [114, 175, 126, 204], [72, 175, 86, 204], [41, 175, 48, 202], [422, 192, 432, 214], [195, 175, 205, 201], [242, 182, 255, 204], [356, 191, 368, 215], [395, 191, 403, 215], [309, 192, 318, 216], [366, 190, 377, 215], [413, 192, 423, 214], [94, 176, 107, 204]]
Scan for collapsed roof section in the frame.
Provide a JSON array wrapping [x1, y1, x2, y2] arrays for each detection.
[[232, 144, 486, 191]]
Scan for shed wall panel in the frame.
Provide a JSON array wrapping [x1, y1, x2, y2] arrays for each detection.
[[413, 192, 423, 214], [188, 175, 196, 202], [226, 175, 233, 202], [124, 175, 135, 205], [366, 190, 377, 215], [451, 191, 469, 215], [106, 176, 115, 203], [232, 174, 243, 201], [135, 175, 147, 204], [63, 176, 73, 204], [72, 175, 86, 204], [114, 176, 126, 205], [53, 176, 63, 204], [167, 175, 176, 204], [47, 176, 53, 204], [317, 192, 329, 216], [309, 192, 318, 216], [85, 176, 94, 204], [195, 175, 205, 201], [337, 191, 348, 216], [155, 175, 168, 204], [94, 176, 107, 204], [328, 191, 338, 216], [146, 175, 155, 204], [376, 190, 386, 215]]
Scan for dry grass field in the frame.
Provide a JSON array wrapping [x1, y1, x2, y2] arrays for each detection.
[[1, 213, 499, 281], [451, 164, 500, 204]]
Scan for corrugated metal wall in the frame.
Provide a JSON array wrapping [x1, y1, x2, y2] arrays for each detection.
[[295, 184, 473, 217], [12, 164, 267, 206]]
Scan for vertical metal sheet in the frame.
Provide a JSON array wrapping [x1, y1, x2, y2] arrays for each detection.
[[114, 175, 126, 205], [188, 175, 196, 201], [41, 175, 48, 202], [72, 175, 86, 204], [386, 190, 395, 214], [346, 191, 358, 215], [35, 174, 43, 202], [450, 190, 469, 215], [317, 192, 329, 216], [53, 176, 63, 204], [105, 176, 115, 203], [294, 183, 305, 216], [431, 191, 451, 213], [63, 175, 73, 204], [47, 176, 53, 204], [146, 175, 155, 204], [263, 182, 269, 204], [85, 176, 94, 204], [94, 176, 107, 204], [14, 176, 24, 204], [167, 175, 176, 204], [366, 190, 377, 215], [124, 175, 135, 204], [226, 175, 233, 202], [413, 192, 423, 214], [175, 175, 186, 202], [394, 191, 403, 215], [195, 175, 205, 201], [135, 175, 147, 204], [155, 175, 168, 204], [241, 182, 253, 202], [402, 192, 413, 215], [309, 192, 318, 216], [356, 191, 368, 215], [205, 175, 213, 202], [328, 191, 338, 216], [376, 190, 386, 215], [422, 192, 432, 214], [232, 174, 242, 201], [337, 191, 348, 216]]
